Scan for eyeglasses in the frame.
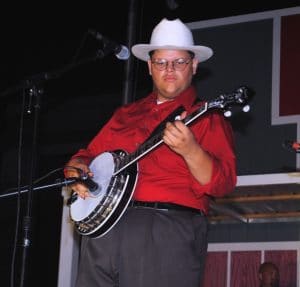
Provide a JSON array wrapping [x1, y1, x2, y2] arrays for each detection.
[[151, 58, 192, 71]]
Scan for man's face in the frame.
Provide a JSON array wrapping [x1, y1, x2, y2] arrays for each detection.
[[147, 49, 198, 102]]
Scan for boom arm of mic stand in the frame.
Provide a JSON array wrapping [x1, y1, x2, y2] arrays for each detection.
[[0, 178, 77, 199], [0, 55, 103, 99]]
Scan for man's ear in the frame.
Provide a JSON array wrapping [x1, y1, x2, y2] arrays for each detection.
[[147, 60, 152, 75], [192, 58, 199, 75]]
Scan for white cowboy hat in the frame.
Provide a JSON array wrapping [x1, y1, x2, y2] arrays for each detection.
[[131, 18, 213, 62]]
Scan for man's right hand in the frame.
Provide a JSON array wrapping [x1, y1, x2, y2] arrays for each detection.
[[64, 158, 93, 199]]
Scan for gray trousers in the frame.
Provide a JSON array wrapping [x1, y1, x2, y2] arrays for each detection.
[[75, 206, 208, 287]]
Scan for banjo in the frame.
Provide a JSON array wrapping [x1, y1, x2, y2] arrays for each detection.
[[69, 86, 250, 238]]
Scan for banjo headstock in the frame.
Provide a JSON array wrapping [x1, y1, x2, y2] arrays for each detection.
[[208, 86, 251, 117]]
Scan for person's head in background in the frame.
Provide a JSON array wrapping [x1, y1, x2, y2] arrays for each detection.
[[259, 262, 279, 287]]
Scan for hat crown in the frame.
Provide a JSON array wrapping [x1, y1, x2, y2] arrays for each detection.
[[150, 18, 194, 47], [131, 18, 213, 62]]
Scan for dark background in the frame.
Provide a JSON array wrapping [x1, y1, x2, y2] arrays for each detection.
[[0, 1, 299, 286]]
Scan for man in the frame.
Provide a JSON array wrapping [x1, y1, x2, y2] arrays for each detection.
[[258, 262, 280, 287], [65, 18, 237, 287]]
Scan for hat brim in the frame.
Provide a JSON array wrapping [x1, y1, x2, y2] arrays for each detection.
[[131, 44, 213, 62]]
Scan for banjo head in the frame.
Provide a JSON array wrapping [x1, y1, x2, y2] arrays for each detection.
[[70, 152, 115, 221]]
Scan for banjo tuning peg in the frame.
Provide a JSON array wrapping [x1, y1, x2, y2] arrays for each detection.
[[242, 105, 250, 113], [224, 110, 232, 117]]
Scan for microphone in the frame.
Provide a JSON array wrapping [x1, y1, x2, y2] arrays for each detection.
[[283, 140, 300, 153], [88, 29, 130, 60], [65, 175, 100, 205], [67, 175, 100, 194], [81, 176, 99, 192]]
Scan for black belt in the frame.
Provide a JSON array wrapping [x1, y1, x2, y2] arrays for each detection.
[[129, 200, 204, 215]]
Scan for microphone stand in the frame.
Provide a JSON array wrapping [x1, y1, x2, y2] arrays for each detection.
[[0, 49, 113, 287], [18, 84, 41, 287], [2, 176, 77, 287]]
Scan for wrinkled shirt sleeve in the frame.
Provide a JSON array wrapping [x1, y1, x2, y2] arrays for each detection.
[[190, 111, 237, 199]]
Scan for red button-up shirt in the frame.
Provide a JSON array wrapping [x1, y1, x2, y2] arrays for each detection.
[[71, 86, 236, 214]]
